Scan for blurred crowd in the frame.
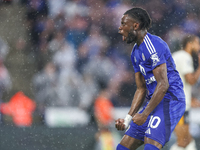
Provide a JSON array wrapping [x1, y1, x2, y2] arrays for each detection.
[[26, 0, 137, 113], [23, 0, 200, 113]]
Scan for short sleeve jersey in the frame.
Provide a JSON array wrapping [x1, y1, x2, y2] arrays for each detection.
[[172, 50, 194, 110], [131, 33, 185, 101]]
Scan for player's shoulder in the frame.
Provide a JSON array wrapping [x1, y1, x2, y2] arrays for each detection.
[[143, 33, 166, 56], [146, 33, 166, 46]]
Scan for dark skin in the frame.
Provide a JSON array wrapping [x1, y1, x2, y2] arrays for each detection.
[[184, 37, 200, 85], [115, 14, 169, 149]]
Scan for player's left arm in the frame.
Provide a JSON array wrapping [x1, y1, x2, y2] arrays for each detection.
[[132, 63, 169, 125], [185, 54, 200, 85]]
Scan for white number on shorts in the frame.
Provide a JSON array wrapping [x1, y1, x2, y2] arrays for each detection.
[[148, 116, 161, 129]]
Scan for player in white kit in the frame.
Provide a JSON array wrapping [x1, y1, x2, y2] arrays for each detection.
[[171, 34, 200, 150]]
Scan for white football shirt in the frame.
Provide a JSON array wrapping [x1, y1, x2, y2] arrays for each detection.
[[173, 50, 194, 111]]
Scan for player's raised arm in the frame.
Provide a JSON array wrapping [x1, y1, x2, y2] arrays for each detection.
[[185, 54, 200, 85], [115, 71, 146, 131]]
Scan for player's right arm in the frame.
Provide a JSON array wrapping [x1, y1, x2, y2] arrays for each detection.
[[128, 72, 147, 116], [115, 72, 146, 131]]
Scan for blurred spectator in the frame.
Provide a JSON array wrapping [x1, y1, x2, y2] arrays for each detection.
[[78, 72, 99, 111], [94, 87, 113, 128], [47, 0, 66, 18], [0, 61, 12, 99], [52, 37, 76, 72], [83, 25, 110, 58], [56, 68, 82, 107], [76, 43, 90, 74], [93, 85, 121, 150], [66, 15, 90, 49], [64, 0, 89, 19], [32, 62, 59, 109], [48, 31, 65, 54], [0, 92, 36, 127], [117, 71, 136, 107], [83, 47, 116, 89], [26, 0, 48, 46]]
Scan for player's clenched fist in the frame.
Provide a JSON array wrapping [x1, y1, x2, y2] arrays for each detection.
[[115, 118, 125, 131], [115, 114, 132, 131]]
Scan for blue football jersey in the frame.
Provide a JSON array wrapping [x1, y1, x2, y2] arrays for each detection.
[[131, 32, 185, 101]]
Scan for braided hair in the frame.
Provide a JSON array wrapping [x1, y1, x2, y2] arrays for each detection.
[[124, 7, 151, 30]]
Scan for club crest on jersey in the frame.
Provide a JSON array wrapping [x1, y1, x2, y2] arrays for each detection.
[[151, 53, 160, 66], [142, 53, 145, 61]]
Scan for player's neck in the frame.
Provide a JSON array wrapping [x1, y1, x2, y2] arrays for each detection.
[[184, 46, 192, 55], [136, 30, 147, 46]]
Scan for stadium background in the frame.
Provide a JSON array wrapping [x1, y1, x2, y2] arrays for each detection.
[[0, 0, 200, 150]]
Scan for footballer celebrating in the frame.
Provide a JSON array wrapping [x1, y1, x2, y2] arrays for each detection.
[[115, 7, 186, 150]]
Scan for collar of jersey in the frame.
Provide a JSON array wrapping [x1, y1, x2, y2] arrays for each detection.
[[135, 32, 150, 49]]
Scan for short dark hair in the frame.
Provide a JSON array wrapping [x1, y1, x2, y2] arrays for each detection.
[[124, 7, 151, 30], [182, 34, 197, 49]]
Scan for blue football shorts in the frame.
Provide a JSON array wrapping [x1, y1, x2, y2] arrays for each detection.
[[125, 98, 185, 147]]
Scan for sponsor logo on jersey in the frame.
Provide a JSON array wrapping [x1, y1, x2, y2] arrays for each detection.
[[139, 64, 146, 75], [151, 53, 160, 66], [145, 76, 156, 85]]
